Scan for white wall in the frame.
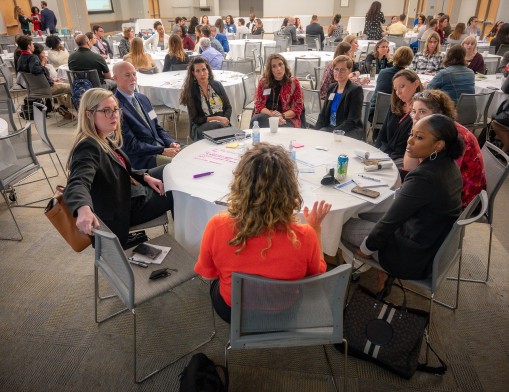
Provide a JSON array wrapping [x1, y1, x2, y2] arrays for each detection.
[[352, 0, 404, 18], [0, 13, 6, 34], [219, 0, 239, 17], [456, 0, 477, 27], [264, 1, 333, 17]]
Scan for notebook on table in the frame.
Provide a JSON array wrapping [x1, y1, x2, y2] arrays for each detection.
[[202, 126, 243, 144]]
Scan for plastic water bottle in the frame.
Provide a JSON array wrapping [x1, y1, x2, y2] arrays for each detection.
[[289, 140, 296, 161], [252, 121, 260, 145], [370, 63, 376, 81]]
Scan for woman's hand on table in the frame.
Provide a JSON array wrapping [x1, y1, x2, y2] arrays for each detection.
[[162, 147, 179, 158], [144, 174, 165, 196], [208, 116, 230, 126], [76, 205, 100, 235], [303, 200, 332, 232]]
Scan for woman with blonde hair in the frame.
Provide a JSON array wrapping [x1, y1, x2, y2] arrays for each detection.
[[118, 27, 135, 57], [163, 34, 189, 72], [362, 38, 392, 74], [195, 142, 331, 323], [64, 88, 173, 247], [342, 34, 363, 78], [462, 35, 485, 74], [410, 31, 444, 74], [447, 23, 467, 46], [123, 37, 157, 71]]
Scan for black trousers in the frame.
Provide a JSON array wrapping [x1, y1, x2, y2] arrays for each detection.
[[210, 279, 231, 324]]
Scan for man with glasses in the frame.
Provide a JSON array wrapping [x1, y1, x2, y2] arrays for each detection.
[[92, 25, 113, 59], [113, 61, 180, 169]]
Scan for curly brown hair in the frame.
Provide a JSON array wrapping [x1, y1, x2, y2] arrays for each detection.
[[412, 89, 457, 120], [261, 53, 292, 88], [227, 143, 302, 254]]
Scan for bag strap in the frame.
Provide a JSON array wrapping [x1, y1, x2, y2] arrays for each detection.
[[215, 364, 229, 391], [417, 339, 448, 375]]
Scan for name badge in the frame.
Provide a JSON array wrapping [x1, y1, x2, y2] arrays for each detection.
[[263, 88, 271, 96], [328, 93, 335, 101], [148, 110, 157, 120]]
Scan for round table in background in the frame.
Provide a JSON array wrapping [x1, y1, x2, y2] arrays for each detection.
[[228, 39, 276, 60], [281, 51, 334, 73]]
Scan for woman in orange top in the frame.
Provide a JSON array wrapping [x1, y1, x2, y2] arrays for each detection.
[[195, 143, 331, 323]]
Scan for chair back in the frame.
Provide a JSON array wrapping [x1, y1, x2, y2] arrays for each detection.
[[314, 65, 327, 90], [245, 41, 262, 61], [371, 92, 391, 132], [93, 228, 135, 310], [418, 40, 426, 53], [366, 41, 376, 54], [65, 69, 102, 88], [0, 82, 17, 133], [242, 72, 257, 109], [387, 35, 404, 48], [275, 35, 290, 52], [429, 190, 488, 291], [361, 102, 370, 142], [137, 66, 159, 74], [496, 44, 509, 56], [0, 123, 39, 190], [294, 57, 321, 80], [305, 34, 319, 50], [32, 102, 55, 152], [20, 72, 52, 99], [323, 42, 337, 52], [481, 142, 509, 224], [230, 58, 255, 74], [488, 45, 496, 55], [0, 63, 16, 90], [263, 45, 281, 62], [169, 63, 188, 71], [230, 264, 352, 349], [484, 56, 501, 75], [302, 87, 322, 128], [456, 92, 494, 130]]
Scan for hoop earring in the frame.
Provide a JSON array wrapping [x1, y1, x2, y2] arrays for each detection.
[[429, 150, 438, 161]]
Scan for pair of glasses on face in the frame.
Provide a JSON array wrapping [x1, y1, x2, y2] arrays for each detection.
[[333, 68, 349, 74], [92, 108, 122, 119]]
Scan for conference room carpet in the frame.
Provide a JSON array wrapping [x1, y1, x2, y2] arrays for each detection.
[[0, 115, 508, 391]]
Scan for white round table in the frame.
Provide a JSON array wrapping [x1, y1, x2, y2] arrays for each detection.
[[228, 39, 276, 60], [57, 59, 124, 81], [137, 70, 245, 127], [163, 128, 399, 258], [281, 51, 334, 73]]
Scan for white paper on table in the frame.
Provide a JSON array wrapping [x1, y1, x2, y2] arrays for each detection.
[[128, 244, 171, 265], [353, 148, 391, 161], [334, 179, 395, 204], [351, 175, 389, 188], [296, 149, 337, 167]]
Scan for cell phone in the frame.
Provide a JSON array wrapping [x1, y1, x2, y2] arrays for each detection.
[[149, 268, 170, 280], [351, 186, 380, 199], [133, 243, 162, 260]]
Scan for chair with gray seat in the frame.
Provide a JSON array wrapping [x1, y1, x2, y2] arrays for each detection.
[[294, 57, 321, 85], [496, 44, 509, 56], [369, 91, 391, 142], [275, 34, 291, 52], [305, 34, 320, 51], [226, 264, 352, 392], [93, 227, 216, 383], [387, 35, 404, 48], [302, 87, 322, 128], [263, 45, 281, 63], [483, 56, 501, 75], [0, 81, 21, 132], [244, 41, 262, 62], [240, 72, 257, 124], [456, 91, 495, 137]]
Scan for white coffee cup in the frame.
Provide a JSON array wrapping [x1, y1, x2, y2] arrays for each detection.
[[333, 129, 345, 142], [483, 51, 488, 58], [2, 50, 8, 55], [269, 116, 279, 133]]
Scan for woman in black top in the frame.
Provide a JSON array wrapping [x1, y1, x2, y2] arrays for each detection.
[[162, 34, 189, 72], [188, 16, 199, 35], [364, 1, 385, 40], [363, 38, 393, 74], [490, 23, 509, 54], [17, 8, 31, 35]]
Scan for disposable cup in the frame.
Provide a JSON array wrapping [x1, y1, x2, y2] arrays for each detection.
[[269, 116, 279, 133], [333, 129, 345, 142]]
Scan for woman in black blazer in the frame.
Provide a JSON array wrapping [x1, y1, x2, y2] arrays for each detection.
[[64, 88, 173, 247], [342, 114, 464, 289], [315, 55, 364, 140]]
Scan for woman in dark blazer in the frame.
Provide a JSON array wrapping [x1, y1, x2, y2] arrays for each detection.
[[342, 114, 464, 287], [64, 88, 173, 247], [315, 55, 363, 140], [179, 57, 232, 140]]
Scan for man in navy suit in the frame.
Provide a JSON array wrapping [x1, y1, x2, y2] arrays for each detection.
[[113, 61, 180, 170], [40, 1, 57, 34]]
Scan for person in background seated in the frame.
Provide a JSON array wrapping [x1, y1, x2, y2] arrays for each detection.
[[198, 38, 223, 70], [163, 34, 189, 72], [362, 38, 393, 74], [485, 21, 504, 43], [45, 35, 69, 67], [64, 88, 174, 248], [123, 37, 157, 72], [320, 42, 354, 100], [306, 15, 324, 49], [342, 114, 463, 292], [375, 69, 423, 165], [342, 34, 364, 79], [447, 23, 468, 46], [437, 15, 449, 44], [402, 89, 486, 207], [177, 26, 195, 51], [201, 15, 210, 26], [490, 23, 509, 54], [466, 16, 481, 37], [251, 53, 304, 128], [236, 18, 251, 39], [283, 16, 299, 44], [113, 61, 180, 169], [200, 25, 225, 56], [426, 44, 475, 105], [252, 19, 264, 35], [246, 12, 256, 33], [188, 16, 199, 35], [143, 21, 170, 51], [195, 143, 330, 323], [410, 31, 444, 74], [92, 25, 113, 59], [225, 15, 236, 34], [328, 14, 343, 40], [462, 36, 485, 74], [210, 26, 229, 54], [85, 32, 101, 55], [386, 14, 407, 36], [118, 27, 135, 58], [179, 56, 232, 140], [413, 14, 426, 34], [194, 25, 203, 52], [315, 55, 364, 139]]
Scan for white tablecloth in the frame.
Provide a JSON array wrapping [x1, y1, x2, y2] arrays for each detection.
[[137, 70, 245, 127], [228, 39, 276, 60], [163, 128, 399, 258], [57, 59, 123, 81], [281, 51, 334, 73]]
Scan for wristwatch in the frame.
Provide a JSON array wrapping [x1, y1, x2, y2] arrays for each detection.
[[282, 112, 286, 120]]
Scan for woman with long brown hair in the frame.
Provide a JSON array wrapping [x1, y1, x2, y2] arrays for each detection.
[[162, 34, 189, 72], [364, 1, 385, 40], [362, 38, 392, 74], [123, 37, 156, 71], [195, 142, 331, 323]]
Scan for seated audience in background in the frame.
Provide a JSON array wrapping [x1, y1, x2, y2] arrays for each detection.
[[201, 25, 225, 55], [386, 14, 408, 36], [251, 53, 304, 128], [328, 14, 343, 39], [413, 14, 426, 34], [467, 16, 481, 36], [411, 31, 444, 74], [13, 34, 23, 70], [295, 17, 305, 43], [283, 16, 300, 44], [118, 27, 135, 58], [172, 16, 184, 34], [490, 23, 509, 54], [403, 89, 486, 207], [369, 46, 414, 120], [320, 42, 353, 100], [246, 13, 256, 33], [123, 37, 157, 71], [426, 44, 475, 105], [17, 36, 72, 118], [188, 16, 199, 35], [279, 18, 289, 32], [92, 25, 112, 59], [462, 36, 485, 74], [315, 55, 363, 139], [64, 88, 174, 248], [342, 114, 463, 291], [214, 18, 225, 33], [375, 69, 423, 164], [144, 21, 170, 51], [306, 15, 324, 49], [113, 62, 180, 169], [45, 34, 69, 67], [195, 143, 330, 323], [177, 26, 195, 51], [342, 35, 363, 78], [252, 18, 264, 35], [198, 38, 223, 70], [68, 34, 116, 90], [201, 15, 210, 26], [498, 51, 509, 73], [437, 15, 449, 44], [210, 26, 229, 53], [85, 32, 101, 55], [163, 34, 189, 72], [362, 38, 393, 74], [411, 18, 438, 52], [194, 25, 203, 52], [447, 23, 467, 46], [179, 57, 231, 140], [34, 44, 57, 80], [225, 15, 236, 34], [485, 21, 504, 42], [491, 78, 509, 152], [236, 18, 251, 39]]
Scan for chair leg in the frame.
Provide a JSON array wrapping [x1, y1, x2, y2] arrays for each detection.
[[94, 266, 127, 324], [0, 191, 23, 241], [323, 345, 340, 392], [11, 166, 55, 208]]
